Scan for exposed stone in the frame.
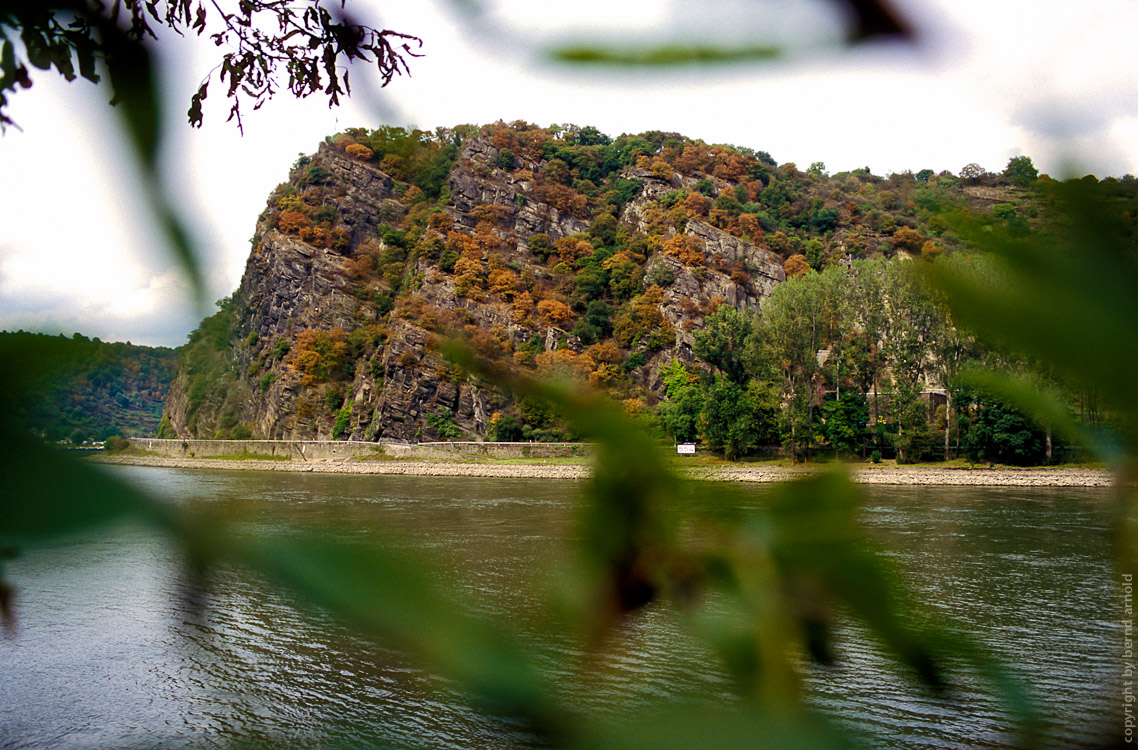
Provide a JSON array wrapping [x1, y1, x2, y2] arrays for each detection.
[[164, 134, 791, 444]]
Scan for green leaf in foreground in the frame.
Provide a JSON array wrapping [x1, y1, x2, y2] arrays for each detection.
[[550, 43, 780, 67]]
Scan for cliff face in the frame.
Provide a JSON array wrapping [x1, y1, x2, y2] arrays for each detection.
[[164, 123, 892, 442]]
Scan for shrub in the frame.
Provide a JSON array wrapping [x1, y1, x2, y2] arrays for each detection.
[[345, 143, 374, 160], [332, 407, 352, 439], [104, 436, 130, 453], [426, 409, 463, 439], [324, 385, 345, 411]]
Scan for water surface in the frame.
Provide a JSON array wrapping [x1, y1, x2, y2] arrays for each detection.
[[0, 467, 1120, 748]]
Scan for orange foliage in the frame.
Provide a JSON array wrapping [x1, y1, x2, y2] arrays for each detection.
[[674, 143, 711, 173], [447, 230, 479, 257], [588, 341, 622, 366], [553, 236, 592, 267], [290, 327, 350, 384], [892, 226, 926, 253], [298, 225, 329, 247], [277, 210, 313, 235], [735, 213, 763, 241], [474, 226, 504, 254], [650, 159, 673, 180], [662, 234, 705, 267], [535, 349, 592, 381], [467, 326, 508, 360], [713, 153, 747, 182], [471, 204, 509, 227], [682, 192, 710, 217], [784, 254, 811, 278], [429, 212, 453, 232], [488, 268, 521, 299], [534, 184, 588, 216], [345, 143, 374, 160], [511, 291, 535, 325], [536, 298, 575, 327]]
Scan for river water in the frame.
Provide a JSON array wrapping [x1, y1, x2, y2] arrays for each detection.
[[0, 466, 1122, 748]]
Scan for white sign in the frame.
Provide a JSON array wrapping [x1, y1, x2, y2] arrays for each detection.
[[676, 443, 696, 455]]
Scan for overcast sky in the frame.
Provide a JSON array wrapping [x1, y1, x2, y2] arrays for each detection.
[[2, 0, 1137, 348]]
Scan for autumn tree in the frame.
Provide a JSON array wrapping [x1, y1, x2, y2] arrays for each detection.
[[536, 299, 575, 328], [345, 143, 374, 161], [612, 286, 673, 350], [289, 328, 352, 384], [891, 226, 926, 254], [783, 254, 811, 278]]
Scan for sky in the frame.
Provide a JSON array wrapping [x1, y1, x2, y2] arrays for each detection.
[[2, 0, 1138, 348]]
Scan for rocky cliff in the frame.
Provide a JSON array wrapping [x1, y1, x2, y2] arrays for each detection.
[[163, 122, 982, 443]]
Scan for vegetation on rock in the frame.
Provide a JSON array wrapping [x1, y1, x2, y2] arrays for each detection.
[[161, 122, 1136, 462]]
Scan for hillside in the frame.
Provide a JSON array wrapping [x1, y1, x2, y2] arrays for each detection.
[[161, 122, 1122, 452], [2, 331, 179, 442]]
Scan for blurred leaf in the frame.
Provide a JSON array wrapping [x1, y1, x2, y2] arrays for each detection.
[[957, 366, 1123, 464], [551, 43, 780, 67], [572, 700, 857, 750], [97, 21, 206, 305], [926, 185, 1138, 446], [764, 472, 944, 687], [235, 532, 562, 731], [0, 423, 172, 541]]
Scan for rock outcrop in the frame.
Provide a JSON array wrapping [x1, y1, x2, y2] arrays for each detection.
[[163, 125, 794, 442]]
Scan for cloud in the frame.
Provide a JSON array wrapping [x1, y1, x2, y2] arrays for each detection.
[[0, 255, 196, 347]]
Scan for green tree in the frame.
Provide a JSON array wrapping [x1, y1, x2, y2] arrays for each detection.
[[756, 276, 823, 460], [821, 393, 868, 457], [958, 388, 1046, 465], [700, 376, 778, 460], [692, 305, 757, 386], [659, 360, 703, 443], [879, 262, 942, 462], [1003, 155, 1039, 187]]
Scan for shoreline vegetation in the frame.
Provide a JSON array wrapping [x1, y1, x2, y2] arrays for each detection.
[[90, 453, 1115, 487]]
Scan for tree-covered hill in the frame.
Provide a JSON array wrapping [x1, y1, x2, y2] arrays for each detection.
[[3, 331, 180, 442], [161, 121, 1138, 463]]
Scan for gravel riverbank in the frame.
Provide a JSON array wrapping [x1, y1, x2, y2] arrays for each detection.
[[91, 455, 1115, 487]]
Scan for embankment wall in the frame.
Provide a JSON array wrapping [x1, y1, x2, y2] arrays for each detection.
[[126, 438, 589, 461]]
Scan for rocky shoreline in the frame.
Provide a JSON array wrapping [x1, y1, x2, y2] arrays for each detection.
[[90, 454, 1116, 487]]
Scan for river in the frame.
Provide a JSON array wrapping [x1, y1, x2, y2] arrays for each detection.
[[0, 466, 1121, 748]]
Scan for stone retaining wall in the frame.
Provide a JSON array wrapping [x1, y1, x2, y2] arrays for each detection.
[[127, 438, 590, 461]]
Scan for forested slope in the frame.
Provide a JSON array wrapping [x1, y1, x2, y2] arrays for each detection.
[[3, 331, 179, 442], [161, 121, 1138, 462]]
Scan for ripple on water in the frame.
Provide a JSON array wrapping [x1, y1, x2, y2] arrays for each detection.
[[0, 468, 1119, 749]]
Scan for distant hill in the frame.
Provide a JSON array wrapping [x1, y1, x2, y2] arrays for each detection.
[[1, 331, 180, 442]]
